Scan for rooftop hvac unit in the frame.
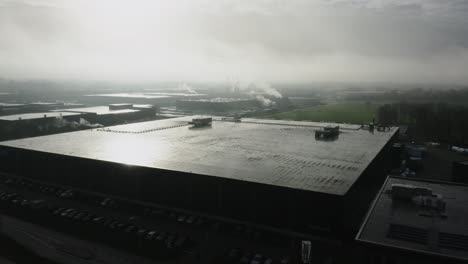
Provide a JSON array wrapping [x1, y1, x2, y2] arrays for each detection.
[[315, 125, 339, 138], [189, 117, 212, 127]]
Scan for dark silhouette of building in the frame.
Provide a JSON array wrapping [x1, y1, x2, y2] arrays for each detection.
[[452, 161, 468, 184]]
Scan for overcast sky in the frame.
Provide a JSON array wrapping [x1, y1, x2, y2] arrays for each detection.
[[1, 0, 468, 84]]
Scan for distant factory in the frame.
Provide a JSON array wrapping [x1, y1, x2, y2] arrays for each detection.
[[54, 103, 158, 126], [0, 102, 85, 116], [82, 92, 206, 107], [176, 98, 260, 112], [0, 111, 83, 125], [0, 104, 158, 141]]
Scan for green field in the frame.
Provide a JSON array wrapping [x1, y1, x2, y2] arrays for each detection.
[[258, 103, 378, 124]]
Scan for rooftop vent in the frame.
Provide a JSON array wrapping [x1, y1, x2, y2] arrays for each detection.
[[189, 117, 212, 127], [315, 126, 339, 138]]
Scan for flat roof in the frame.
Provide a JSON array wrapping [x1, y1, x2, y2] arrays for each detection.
[[0, 116, 397, 195], [85, 93, 171, 99], [179, 98, 255, 103], [53, 106, 140, 115], [356, 176, 468, 261], [109, 103, 133, 106], [29, 102, 64, 106], [0, 103, 26, 108], [144, 92, 206, 97], [133, 104, 156, 109], [0, 112, 80, 121]]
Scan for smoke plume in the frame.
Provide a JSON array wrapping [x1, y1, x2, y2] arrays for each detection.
[[255, 82, 282, 98], [230, 80, 282, 98], [256, 95, 276, 107], [179, 83, 197, 94]]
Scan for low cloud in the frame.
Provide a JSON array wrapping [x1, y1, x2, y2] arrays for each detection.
[[0, 0, 467, 84]]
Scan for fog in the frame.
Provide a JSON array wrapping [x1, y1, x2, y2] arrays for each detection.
[[1, 0, 468, 84]]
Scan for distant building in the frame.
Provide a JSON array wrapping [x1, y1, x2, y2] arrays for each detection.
[[82, 92, 205, 107], [176, 98, 259, 112], [0, 102, 85, 116], [356, 176, 468, 264], [0, 111, 91, 141], [27, 102, 65, 111], [0, 112, 82, 126], [0, 104, 158, 141], [0, 103, 27, 115], [54, 104, 157, 125]]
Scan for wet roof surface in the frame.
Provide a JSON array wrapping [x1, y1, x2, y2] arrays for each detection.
[[0, 112, 80, 121], [357, 176, 468, 261], [0, 116, 396, 195]]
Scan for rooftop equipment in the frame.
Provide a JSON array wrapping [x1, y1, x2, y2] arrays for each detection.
[[315, 126, 339, 138], [189, 117, 212, 127]]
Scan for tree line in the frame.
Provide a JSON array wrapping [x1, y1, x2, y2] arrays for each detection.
[[378, 102, 468, 145]]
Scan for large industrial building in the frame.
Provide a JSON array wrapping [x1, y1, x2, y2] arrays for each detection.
[[0, 102, 86, 116], [0, 116, 398, 238], [0, 112, 82, 125], [0, 103, 27, 115], [82, 92, 206, 107]]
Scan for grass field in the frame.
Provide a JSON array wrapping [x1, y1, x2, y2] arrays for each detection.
[[257, 103, 378, 124]]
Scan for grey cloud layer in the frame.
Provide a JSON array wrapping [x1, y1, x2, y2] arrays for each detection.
[[0, 0, 467, 83]]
